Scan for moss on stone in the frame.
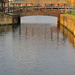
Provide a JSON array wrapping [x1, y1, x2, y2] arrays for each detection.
[[63, 14, 75, 17]]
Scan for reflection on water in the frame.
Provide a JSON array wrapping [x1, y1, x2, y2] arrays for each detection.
[[60, 25, 75, 47], [0, 16, 75, 75], [0, 25, 19, 34]]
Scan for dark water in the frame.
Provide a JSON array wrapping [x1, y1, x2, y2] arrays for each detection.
[[0, 16, 75, 75]]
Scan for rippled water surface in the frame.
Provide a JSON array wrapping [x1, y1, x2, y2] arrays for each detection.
[[0, 16, 75, 75]]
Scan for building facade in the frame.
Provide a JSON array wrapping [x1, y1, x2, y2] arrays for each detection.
[[71, 0, 75, 7], [12, 0, 67, 4]]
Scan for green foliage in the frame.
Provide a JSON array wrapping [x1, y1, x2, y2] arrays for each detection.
[[64, 14, 75, 17], [71, 8, 75, 14]]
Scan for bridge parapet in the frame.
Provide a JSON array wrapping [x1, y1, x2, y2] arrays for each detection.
[[12, 7, 65, 17]]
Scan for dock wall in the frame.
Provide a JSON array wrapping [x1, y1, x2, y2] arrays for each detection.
[[60, 14, 75, 36], [0, 13, 20, 25]]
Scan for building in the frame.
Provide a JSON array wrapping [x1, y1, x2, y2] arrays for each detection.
[[71, 0, 75, 7], [12, 0, 67, 4], [4, 0, 13, 7], [11, 0, 68, 8], [0, 0, 5, 12]]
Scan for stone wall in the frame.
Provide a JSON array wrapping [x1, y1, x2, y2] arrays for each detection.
[[0, 13, 20, 25], [60, 14, 75, 36]]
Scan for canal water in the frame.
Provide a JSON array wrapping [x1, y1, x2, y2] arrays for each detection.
[[0, 16, 75, 75]]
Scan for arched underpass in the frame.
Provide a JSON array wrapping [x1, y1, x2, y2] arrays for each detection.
[[21, 16, 57, 24]]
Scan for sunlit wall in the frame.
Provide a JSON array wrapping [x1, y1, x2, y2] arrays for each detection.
[[71, 0, 75, 6]]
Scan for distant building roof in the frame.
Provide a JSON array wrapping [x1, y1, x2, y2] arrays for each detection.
[[12, 0, 68, 4]]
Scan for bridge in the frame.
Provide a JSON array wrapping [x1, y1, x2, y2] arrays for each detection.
[[11, 0, 68, 17], [1, 0, 68, 25], [12, 7, 66, 17]]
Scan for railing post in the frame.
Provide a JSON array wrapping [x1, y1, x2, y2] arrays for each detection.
[[25, 3, 27, 12], [13, 4, 14, 13], [51, 4, 53, 13], [19, 4, 21, 13], [32, 4, 34, 12], [45, 4, 46, 12], [64, 4, 66, 13], [58, 4, 59, 13], [39, 4, 40, 12], [21, 3, 23, 12]]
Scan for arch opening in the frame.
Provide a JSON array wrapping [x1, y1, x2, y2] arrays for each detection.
[[21, 15, 57, 25]]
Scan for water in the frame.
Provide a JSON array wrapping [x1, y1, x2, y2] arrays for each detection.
[[0, 16, 75, 75]]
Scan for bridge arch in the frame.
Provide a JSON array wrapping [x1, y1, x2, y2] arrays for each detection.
[[21, 15, 57, 24]]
